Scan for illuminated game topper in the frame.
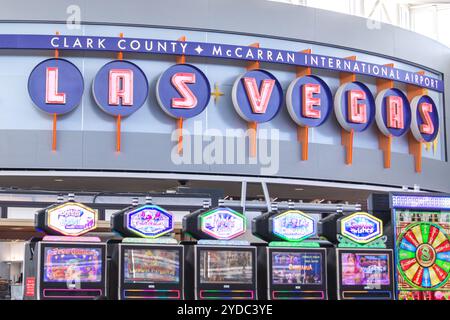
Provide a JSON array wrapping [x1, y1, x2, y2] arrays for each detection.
[[340, 212, 383, 244], [272, 210, 315, 242], [125, 205, 174, 238], [200, 207, 246, 240], [46, 202, 97, 236]]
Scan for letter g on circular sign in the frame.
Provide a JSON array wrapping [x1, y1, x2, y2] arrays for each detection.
[[28, 58, 84, 114], [92, 60, 149, 117], [156, 64, 211, 118], [334, 81, 375, 132], [232, 69, 283, 122], [286, 75, 332, 127], [410, 95, 439, 143]]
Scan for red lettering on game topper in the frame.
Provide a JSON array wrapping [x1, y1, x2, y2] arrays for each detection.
[[25, 277, 35, 297]]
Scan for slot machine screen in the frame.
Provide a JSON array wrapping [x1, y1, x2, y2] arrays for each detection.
[[123, 248, 180, 283], [337, 249, 394, 299], [43, 247, 102, 283], [271, 251, 322, 285], [340, 252, 390, 286], [199, 249, 253, 284]]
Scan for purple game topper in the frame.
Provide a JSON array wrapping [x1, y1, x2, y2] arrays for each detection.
[[92, 60, 149, 117], [125, 205, 173, 238], [28, 58, 84, 115]]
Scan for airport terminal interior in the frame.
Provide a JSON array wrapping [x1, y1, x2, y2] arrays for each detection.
[[0, 0, 449, 300]]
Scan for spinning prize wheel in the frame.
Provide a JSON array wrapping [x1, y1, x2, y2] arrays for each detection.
[[398, 222, 450, 289]]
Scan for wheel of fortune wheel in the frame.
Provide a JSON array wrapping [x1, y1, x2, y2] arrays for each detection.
[[397, 222, 450, 289]]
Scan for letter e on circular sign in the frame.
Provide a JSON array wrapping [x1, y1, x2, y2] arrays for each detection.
[[46, 202, 97, 236], [410, 95, 439, 143], [341, 212, 382, 244], [28, 58, 84, 114], [286, 76, 332, 127], [156, 64, 211, 119], [200, 207, 246, 240], [232, 69, 283, 123], [125, 205, 173, 238], [92, 60, 149, 117], [334, 81, 375, 132], [375, 88, 411, 137], [272, 210, 315, 242]]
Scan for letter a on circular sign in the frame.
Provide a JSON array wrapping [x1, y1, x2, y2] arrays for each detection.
[[286, 75, 332, 127], [334, 81, 375, 132], [410, 95, 439, 142], [156, 64, 211, 118], [232, 69, 283, 122], [375, 88, 411, 137], [28, 58, 84, 114], [92, 60, 149, 117]]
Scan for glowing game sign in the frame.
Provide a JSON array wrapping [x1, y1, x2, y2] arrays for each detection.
[[271, 210, 315, 242], [391, 194, 450, 210], [125, 205, 174, 238], [200, 207, 246, 240], [341, 212, 382, 244], [46, 202, 97, 236]]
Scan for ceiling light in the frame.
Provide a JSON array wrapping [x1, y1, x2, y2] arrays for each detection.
[[54, 179, 64, 182]]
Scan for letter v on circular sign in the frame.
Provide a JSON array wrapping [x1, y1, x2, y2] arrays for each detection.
[[232, 69, 283, 123]]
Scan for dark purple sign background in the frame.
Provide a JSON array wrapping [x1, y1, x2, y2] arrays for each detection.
[[0, 34, 443, 93]]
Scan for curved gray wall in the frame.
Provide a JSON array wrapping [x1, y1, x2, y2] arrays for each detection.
[[0, 0, 449, 192]]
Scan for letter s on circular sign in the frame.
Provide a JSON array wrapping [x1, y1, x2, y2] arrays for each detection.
[[286, 75, 332, 127], [28, 58, 84, 114], [375, 88, 411, 137], [232, 69, 283, 123], [334, 81, 375, 132], [92, 60, 149, 117], [156, 64, 211, 119], [410, 95, 439, 143]]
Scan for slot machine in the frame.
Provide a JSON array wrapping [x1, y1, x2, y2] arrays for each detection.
[[183, 206, 257, 300], [23, 200, 107, 300], [368, 192, 450, 300], [108, 202, 184, 300], [253, 210, 329, 300], [319, 211, 395, 300]]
